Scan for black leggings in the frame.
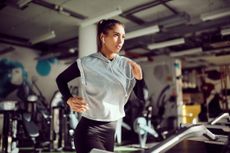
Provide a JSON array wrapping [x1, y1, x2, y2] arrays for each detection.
[[74, 117, 117, 153]]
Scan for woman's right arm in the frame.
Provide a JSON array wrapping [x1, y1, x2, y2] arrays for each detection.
[[56, 62, 80, 101], [56, 62, 88, 112]]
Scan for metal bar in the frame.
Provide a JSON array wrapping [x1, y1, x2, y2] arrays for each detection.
[[122, 0, 172, 16], [121, 0, 172, 24], [210, 113, 230, 125], [32, 0, 86, 20], [147, 125, 216, 153]]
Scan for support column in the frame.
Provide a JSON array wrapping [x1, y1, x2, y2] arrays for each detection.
[[77, 24, 97, 98], [78, 24, 97, 58]]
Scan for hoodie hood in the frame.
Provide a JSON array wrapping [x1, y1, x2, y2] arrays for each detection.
[[90, 52, 118, 63]]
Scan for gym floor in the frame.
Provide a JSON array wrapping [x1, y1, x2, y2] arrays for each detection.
[[17, 140, 225, 153]]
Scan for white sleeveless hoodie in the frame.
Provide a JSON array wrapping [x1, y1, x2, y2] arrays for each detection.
[[77, 52, 136, 121]]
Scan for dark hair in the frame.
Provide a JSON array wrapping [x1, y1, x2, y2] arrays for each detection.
[[97, 19, 124, 51]]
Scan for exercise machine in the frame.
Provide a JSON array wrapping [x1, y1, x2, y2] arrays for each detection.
[[0, 100, 19, 153], [147, 124, 217, 153], [50, 90, 79, 151], [16, 80, 51, 152], [133, 105, 159, 148], [88, 113, 230, 153], [148, 113, 230, 153]]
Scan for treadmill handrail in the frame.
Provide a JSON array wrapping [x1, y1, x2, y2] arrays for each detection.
[[210, 113, 230, 125], [147, 125, 217, 153]]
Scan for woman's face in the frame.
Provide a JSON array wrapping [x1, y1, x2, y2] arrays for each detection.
[[101, 24, 125, 55]]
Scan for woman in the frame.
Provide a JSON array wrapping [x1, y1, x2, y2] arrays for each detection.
[[56, 19, 143, 153]]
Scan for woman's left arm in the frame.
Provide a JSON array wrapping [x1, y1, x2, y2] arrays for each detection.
[[133, 79, 148, 101], [128, 60, 143, 80]]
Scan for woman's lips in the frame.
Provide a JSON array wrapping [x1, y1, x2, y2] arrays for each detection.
[[116, 45, 122, 49]]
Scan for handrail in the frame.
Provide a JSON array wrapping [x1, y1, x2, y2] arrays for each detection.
[[210, 113, 230, 125], [147, 124, 217, 153]]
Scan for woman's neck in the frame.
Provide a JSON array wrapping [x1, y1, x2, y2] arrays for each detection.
[[100, 50, 116, 60]]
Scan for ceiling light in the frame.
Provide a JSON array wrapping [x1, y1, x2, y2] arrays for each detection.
[[201, 7, 230, 21], [221, 28, 230, 36], [80, 8, 122, 27], [125, 25, 159, 40], [30, 31, 56, 45], [128, 48, 149, 54], [134, 57, 149, 63], [69, 47, 78, 53], [147, 38, 185, 50], [170, 47, 203, 57]]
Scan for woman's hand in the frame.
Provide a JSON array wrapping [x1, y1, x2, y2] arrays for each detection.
[[128, 60, 143, 80], [67, 96, 88, 112]]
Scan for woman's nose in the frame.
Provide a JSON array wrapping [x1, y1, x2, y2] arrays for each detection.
[[118, 36, 124, 43]]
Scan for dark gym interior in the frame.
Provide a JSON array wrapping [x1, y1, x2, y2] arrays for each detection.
[[0, 0, 229, 153]]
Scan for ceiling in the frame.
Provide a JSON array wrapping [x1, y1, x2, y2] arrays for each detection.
[[0, 0, 230, 68]]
